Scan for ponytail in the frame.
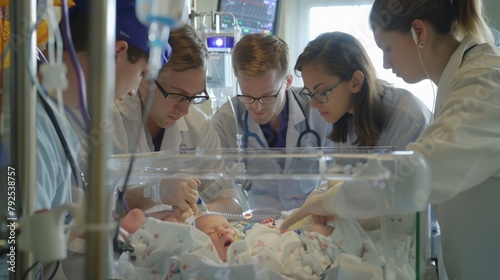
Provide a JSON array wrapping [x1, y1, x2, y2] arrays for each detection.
[[452, 0, 494, 45], [370, 0, 494, 45]]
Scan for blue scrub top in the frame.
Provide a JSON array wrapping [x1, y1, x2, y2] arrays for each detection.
[[259, 95, 289, 148]]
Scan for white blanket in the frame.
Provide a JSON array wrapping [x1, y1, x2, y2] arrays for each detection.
[[115, 217, 403, 279]]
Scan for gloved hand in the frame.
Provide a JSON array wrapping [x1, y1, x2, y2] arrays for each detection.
[[159, 178, 201, 220], [279, 182, 343, 232]]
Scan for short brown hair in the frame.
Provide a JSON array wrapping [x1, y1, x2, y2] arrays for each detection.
[[232, 34, 289, 79], [164, 24, 207, 72]]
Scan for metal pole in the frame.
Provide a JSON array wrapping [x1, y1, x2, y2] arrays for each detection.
[[85, 0, 115, 278], [10, 0, 37, 279]]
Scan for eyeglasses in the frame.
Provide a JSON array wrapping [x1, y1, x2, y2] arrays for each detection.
[[154, 81, 210, 104], [299, 80, 344, 104], [237, 82, 284, 104]]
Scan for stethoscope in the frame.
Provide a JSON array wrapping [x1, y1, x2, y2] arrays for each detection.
[[241, 89, 322, 149]]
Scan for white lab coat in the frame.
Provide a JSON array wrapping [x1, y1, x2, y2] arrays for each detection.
[[211, 87, 333, 149], [114, 94, 221, 154], [328, 36, 500, 279], [211, 87, 333, 210], [408, 36, 500, 280], [114, 94, 238, 202], [336, 86, 432, 150]]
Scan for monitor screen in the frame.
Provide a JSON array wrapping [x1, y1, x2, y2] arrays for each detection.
[[217, 0, 281, 36]]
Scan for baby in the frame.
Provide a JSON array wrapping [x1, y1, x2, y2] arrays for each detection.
[[193, 213, 235, 261], [194, 213, 338, 263], [118, 209, 386, 280], [120, 209, 236, 260]]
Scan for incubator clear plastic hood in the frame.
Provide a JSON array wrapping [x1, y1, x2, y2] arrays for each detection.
[[107, 148, 433, 280], [107, 148, 431, 214]]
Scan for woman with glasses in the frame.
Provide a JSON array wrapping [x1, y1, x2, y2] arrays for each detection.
[[295, 31, 432, 150], [114, 25, 242, 219], [285, 31, 432, 235]]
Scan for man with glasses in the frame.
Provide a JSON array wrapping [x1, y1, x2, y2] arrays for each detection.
[[114, 24, 242, 217], [212, 34, 332, 150], [211, 34, 333, 211]]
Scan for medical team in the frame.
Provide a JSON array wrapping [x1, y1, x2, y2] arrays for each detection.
[[2, 0, 499, 278]]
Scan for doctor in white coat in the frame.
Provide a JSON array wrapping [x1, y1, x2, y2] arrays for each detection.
[[114, 25, 241, 215], [282, 1, 500, 279], [211, 34, 333, 210], [212, 34, 333, 150], [212, 86, 331, 150]]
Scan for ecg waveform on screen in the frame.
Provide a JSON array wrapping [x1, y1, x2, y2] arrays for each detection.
[[219, 0, 279, 35]]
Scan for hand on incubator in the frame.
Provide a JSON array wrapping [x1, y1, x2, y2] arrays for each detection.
[[158, 178, 201, 220], [125, 178, 201, 220], [279, 182, 341, 232]]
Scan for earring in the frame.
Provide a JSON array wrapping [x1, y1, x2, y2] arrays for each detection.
[[418, 42, 424, 48]]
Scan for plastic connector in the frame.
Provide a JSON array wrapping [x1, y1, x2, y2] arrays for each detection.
[[39, 63, 68, 91], [230, 162, 246, 173]]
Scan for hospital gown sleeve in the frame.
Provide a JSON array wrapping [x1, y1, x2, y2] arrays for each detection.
[[35, 102, 77, 211]]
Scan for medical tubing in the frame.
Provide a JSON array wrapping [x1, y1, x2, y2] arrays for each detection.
[[113, 82, 157, 244], [208, 207, 281, 223], [375, 185, 397, 280], [38, 89, 85, 192], [46, 0, 64, 65], [416, 43, 437, 112], [60, 0, 90, 127], [227, 95, 243, 150], [147, 23, 170, 80], [21, 0, 85, 192]]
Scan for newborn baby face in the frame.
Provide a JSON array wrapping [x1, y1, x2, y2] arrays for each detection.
[[195, 214, 234, 261]]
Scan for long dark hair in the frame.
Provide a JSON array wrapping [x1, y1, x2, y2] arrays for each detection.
[[295, 32, 388, 146]]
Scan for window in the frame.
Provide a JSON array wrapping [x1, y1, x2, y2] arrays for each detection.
[[291, 3, 435, 111]]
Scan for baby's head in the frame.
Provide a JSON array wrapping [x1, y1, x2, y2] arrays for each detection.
[[195, 214, 234, 261]]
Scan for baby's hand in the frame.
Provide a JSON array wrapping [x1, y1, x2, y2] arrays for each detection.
[[262, 218, 277, 228]]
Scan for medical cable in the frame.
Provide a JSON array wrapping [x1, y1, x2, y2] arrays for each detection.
[[37, 38, 87, 134], [291, 89, 322, 148], [38, 88, 86, 191], [45, 0, 66, 115], [60, 0, 90, 127], [21, 261, 41, 280], [112, 81, 158, 246], [37, 47, 49, 63], [243, 111, 267, 148], [242, 89, 321, 149], [415, 40, 437, 113], [113, 0, 191, 246], [227, 94, 243, 151], [20, 0, 86, 191]]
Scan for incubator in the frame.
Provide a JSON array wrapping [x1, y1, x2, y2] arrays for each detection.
[[107, 148, 433, 280]]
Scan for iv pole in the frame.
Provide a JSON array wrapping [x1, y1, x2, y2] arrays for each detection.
[[10, 0, 37, 279], [8, 0, 114, 278], [85, 0, 115, 278]]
